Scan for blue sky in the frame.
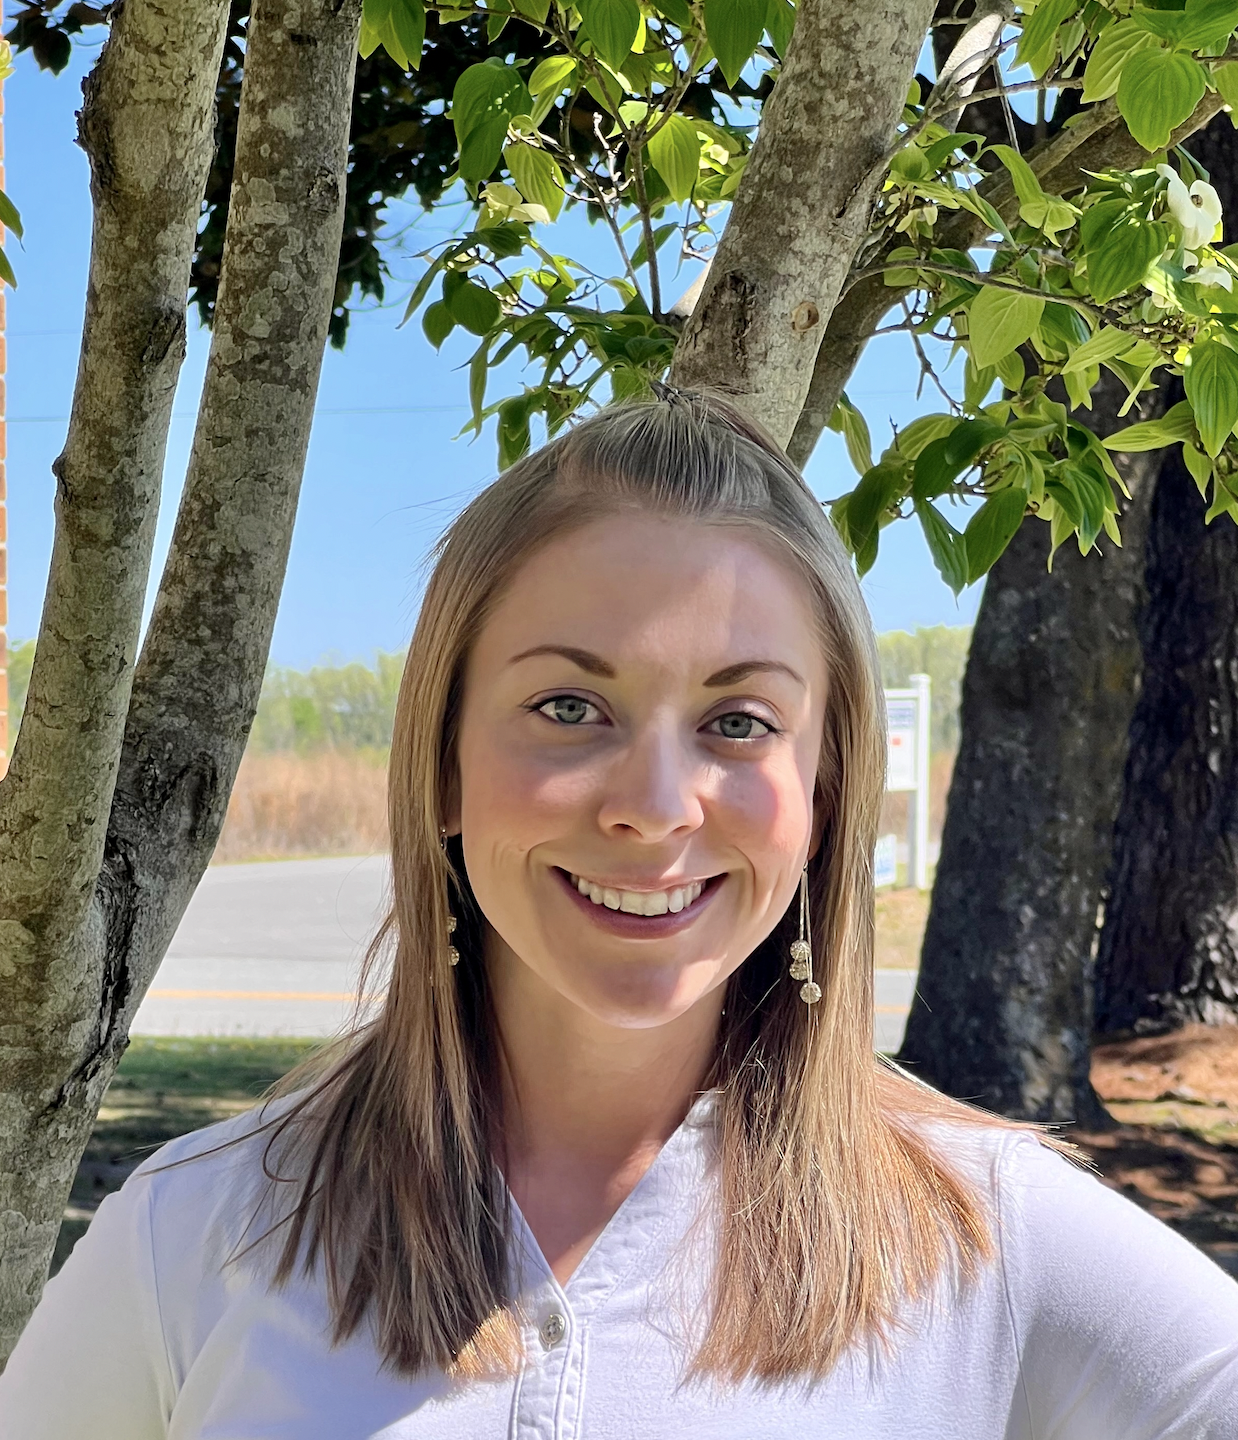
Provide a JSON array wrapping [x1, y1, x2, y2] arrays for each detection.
[[4, 36, 982, 669]]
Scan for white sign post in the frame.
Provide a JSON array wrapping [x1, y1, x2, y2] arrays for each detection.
[[879, 673, 931, 890]]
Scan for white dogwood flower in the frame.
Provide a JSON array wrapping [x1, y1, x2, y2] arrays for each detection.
[[1192, 264, 1234, 291], [1158, 164, 1223, 251]]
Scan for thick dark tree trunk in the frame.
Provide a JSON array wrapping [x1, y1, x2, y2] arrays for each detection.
[[1093, 117, 1238, 1037], [1094, 453, 1238, 1034], [898, 376, 1161, 1121]]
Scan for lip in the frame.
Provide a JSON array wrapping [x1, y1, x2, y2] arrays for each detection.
[[552, 866, 725, 938]]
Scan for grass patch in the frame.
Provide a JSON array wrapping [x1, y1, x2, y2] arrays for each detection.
[[55, 1036, 322, 1274]]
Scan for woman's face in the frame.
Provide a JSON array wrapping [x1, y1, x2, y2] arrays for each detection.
[[452, 510, 828, 1030]]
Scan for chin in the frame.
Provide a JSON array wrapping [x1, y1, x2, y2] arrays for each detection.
[[565, 961, 722, 1030]]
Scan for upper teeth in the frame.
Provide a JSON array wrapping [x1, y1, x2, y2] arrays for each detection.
[[569, 874, 706, 916]]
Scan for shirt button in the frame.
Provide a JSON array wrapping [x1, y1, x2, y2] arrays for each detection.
[[539, 1312, 567, 1349]]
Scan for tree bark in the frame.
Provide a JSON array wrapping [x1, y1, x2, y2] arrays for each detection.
[[0, 0, 231, 1365], [1094, 441, 1238, 1034], [1095, 114, 1238, 1036], [670, 0, 937, 446], [0, 0, 361, 1364], [104, 0, 362, 1043], [897, 375, 1161, 1122]]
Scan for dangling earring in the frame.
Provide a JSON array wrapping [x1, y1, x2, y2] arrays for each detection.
[[440, 826, 460, 967], [789, 865, 821, 1005]]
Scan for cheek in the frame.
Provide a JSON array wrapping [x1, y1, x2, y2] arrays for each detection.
[[711, 757, 816, 869], [458, 722, 598, 848]]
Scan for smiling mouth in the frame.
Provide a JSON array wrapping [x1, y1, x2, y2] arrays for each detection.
[[564, 871, 713, 917]]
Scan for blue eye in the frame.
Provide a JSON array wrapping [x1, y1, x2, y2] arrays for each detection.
[[711, 712, 773, 740], [536, 695, 603, 725]]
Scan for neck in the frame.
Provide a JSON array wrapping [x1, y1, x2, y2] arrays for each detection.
[[484, 936, 721, 1281]]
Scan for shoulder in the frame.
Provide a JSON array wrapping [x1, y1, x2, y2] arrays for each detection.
[[121, 1093, 312, 1278]]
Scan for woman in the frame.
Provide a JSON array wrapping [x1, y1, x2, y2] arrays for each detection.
[[3, 391, 1236, 1437]]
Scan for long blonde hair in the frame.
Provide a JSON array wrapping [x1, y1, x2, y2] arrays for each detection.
[[258, 392, 1000, 1383]]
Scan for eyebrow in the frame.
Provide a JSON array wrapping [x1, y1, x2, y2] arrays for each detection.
[[507, 644, 617, 677], [507, 646, 804, 689], [703, 660, 806, 689]]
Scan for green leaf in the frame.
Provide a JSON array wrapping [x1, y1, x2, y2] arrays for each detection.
[[0, 187, 23, 242], [963, 356, 998, 411], [1016, 0, 1078, 77], [912, 418, 1006, 498], [498, 394, 534, 468], [469, 341, 490, 432], [1214, 61, 1238, 116], [1184, 339, 1238, 456], [511, 0, 551, 21], [578, 0, 642, 70], [505, 143, 565, 219], [1116, 48, 1207, 152], [1067, 461, 1112, 551], [529, 55, 578, 96], [656, 0, 695, 26], [422, 299, 455, 348], [1082, 208, 1167, 304], [647, 116, 702, 203], [995, 349, 1026, 393], [915, 500, 970, 595], [401, 250, 451, 325], [1059, 326, 1138, 375], [448, 279, 502, 335], [965, 488, 1027, 582], [1182, 440, 1214, 497], [988, 144, 1076, 240], [1102, 399, 1198, 451], [0, 245, 15, 291], [388, 0, 426, 68], [968, 286, 1045, 368], [453, 60, 532, 183], [632, 222, 677, 268], [845, 462, 905, 572], [826, 394, 874, 474], [895, 413, 958, 461], [765, 0, 795, 56], [1082, 20, 1161, 103], [704, 0, 768, 86], [1173, 0, 1238, 49]]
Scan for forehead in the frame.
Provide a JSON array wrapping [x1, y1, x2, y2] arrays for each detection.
[[472, 511, 825, 677]]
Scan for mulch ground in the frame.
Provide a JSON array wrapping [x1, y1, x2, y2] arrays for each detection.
[[1080, 1024, 1238, 1279]]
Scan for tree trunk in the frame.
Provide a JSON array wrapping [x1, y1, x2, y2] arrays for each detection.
[[670, 0, 937, 446], [0, 0, 361, 1364], [0, 0, 231, 1366], [897, 375, 1160, 1122], [1094, 446, 1238, 1033], [1092, 115, 1238, 1037], [104, 0, 362, 1038]]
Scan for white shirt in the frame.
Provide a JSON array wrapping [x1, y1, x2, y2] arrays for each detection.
[[3, 1095, 1238, 1439]]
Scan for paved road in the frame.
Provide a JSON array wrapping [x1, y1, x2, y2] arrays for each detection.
[[133, 857, 918, 1050]]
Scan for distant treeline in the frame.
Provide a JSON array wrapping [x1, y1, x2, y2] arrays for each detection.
[[876, 625, 971, 755], [6, 627, 972, 758]]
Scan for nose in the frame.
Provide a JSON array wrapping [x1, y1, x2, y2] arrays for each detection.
[[596, 723, 705, 843]]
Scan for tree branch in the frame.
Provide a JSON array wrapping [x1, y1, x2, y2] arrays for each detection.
[[0, 0, 231, 1366], [0, 0, 230, 934], [787, 82, 1230, 468], [669, 0, 939, 446], [103, 0, 363, 1035]]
